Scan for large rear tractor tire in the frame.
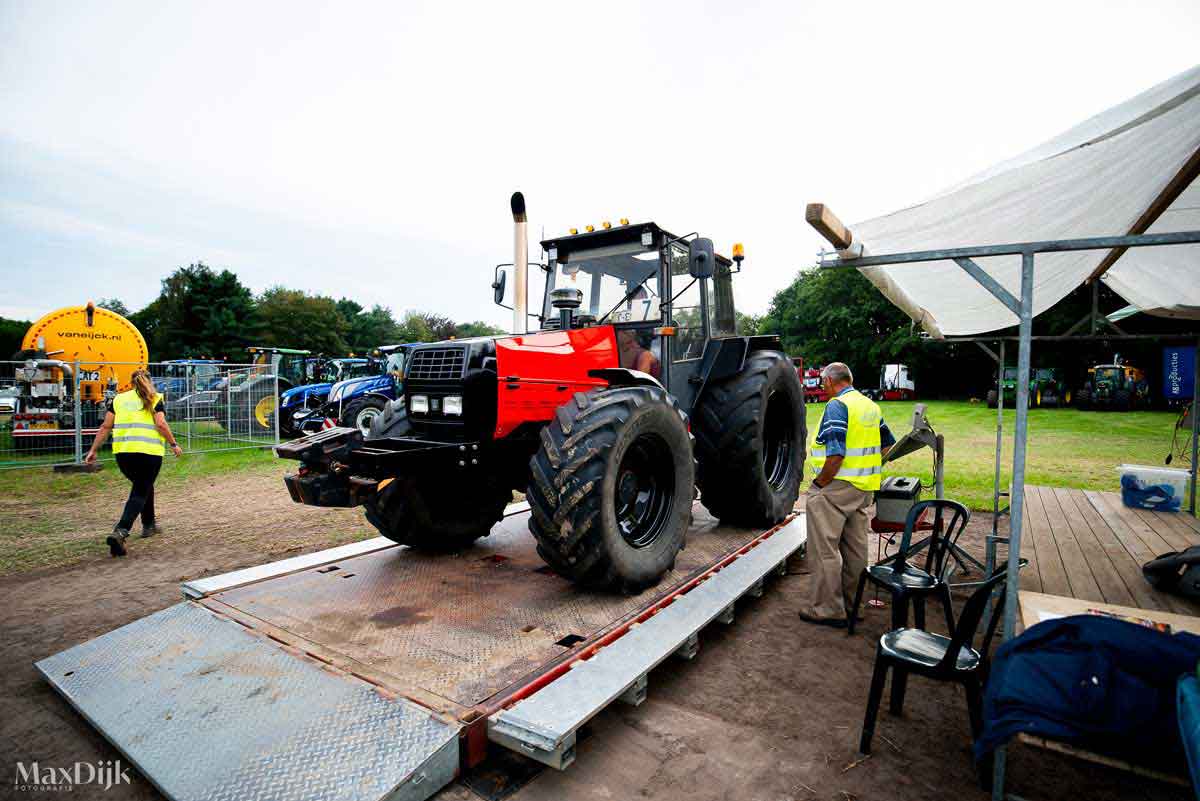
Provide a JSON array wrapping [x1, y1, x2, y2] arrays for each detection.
[[1115, 388, 1132, 411], [986, 390, 998, 409], [342, 396, 389, 436], [693, 351, 806, 526], [360, 401, 509, 549], [528, 386, 694, 593]]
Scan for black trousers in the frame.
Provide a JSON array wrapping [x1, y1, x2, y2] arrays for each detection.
[[115, 452, 163, 530]]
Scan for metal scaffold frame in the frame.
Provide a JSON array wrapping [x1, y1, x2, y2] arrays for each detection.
[[818, 228, 1200, 799]]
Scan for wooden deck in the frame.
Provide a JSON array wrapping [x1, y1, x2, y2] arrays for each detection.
[[1019, 485, 1200, 617]]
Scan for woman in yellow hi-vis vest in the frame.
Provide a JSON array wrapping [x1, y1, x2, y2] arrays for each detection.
[[797, 363, 895, 628], [85, 369, 183, 556]]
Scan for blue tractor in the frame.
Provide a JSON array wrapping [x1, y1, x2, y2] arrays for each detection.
[[277, 357, 376, 438], [292, 344, 412, 436]]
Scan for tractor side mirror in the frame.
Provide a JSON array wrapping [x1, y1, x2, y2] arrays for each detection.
[[492, 266, 508, 306], [688, 238, 715, 279]]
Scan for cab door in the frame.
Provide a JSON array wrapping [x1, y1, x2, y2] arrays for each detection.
[[664, 242, 709, 410]]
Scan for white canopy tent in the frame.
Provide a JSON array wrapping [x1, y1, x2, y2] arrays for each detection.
[[847, 65, 1200, 337], [809, 65, 1200, 800]]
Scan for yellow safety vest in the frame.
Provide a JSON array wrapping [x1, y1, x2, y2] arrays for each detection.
[[111, 389, 166, 456], [809, 388, 883, 491]]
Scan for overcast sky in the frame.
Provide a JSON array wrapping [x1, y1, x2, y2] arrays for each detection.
[[1, 1, 1197, 331]]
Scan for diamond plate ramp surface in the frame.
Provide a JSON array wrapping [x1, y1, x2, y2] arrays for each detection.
[[212, 507, 762, 706], [36, 602, 459, 801]]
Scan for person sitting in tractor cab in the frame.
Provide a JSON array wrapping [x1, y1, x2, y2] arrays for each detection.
[[617, 328, 660, 378]]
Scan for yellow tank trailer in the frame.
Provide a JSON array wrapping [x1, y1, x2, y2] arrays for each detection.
[[12, 302, 149, 453]]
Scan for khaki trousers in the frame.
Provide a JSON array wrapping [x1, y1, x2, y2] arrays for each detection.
[[799, 479, 873, 621]]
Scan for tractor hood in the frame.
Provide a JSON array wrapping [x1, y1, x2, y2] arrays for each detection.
[[329, 374, 392, 402], [280, 382, 334, 408]]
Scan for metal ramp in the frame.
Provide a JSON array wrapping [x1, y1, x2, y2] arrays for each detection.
[[487, 515, 804, 769], [36, 601, 459, 801], [36, 506, 804, 801]]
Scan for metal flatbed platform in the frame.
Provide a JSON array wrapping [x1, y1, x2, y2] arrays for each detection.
[[37, 504, 805, 801]]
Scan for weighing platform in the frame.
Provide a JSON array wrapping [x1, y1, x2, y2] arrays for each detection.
[[37, 503, 806, 801]]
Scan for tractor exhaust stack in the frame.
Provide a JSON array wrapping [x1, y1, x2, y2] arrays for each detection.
[[511, 192, 528, 334]]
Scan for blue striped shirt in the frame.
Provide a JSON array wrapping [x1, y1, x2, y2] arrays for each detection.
[[816, 386, 896, 458]]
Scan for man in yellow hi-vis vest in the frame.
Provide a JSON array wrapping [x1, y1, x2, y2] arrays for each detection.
[[797, 363, 894, 628]]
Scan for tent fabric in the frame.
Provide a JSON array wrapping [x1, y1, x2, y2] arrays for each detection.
[[847, 65, 1200, 337]]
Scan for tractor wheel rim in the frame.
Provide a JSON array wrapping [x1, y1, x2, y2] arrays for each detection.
[[356, 407, 380, 435], [254, 396, 276, 427], [762, 389, 795, 492], [614, 432, 674, 549]]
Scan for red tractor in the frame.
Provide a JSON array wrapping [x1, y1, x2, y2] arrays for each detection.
[[278, 194, 807, 592], [797, 362, 830, 403]]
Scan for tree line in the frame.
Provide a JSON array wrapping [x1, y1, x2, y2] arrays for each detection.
[[2, 263, 504, 362], [5, 260, 1187, 397], [757, 264, 1187, 399]]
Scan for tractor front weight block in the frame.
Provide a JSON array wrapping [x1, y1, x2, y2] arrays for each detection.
[[284, 471, 355, 508]]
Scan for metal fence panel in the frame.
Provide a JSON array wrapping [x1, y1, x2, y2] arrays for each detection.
[[0, 360, 282, 469]]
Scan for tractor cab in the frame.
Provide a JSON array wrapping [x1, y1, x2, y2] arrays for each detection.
[[246, 347, 311, 391], [376, 344, 410, 387], [530, 222, 741, 411]]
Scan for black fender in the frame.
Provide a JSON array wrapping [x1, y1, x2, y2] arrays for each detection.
[[357, 390, 396, 408], [588, 367, 665, 390], [688, 335, 786, 413]]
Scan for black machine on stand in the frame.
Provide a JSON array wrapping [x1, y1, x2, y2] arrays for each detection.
[[870, 404, 987, 587]]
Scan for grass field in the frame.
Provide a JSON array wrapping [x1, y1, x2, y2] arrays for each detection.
[[0, 446, 278, 502], [809, 400, 1187, 510], [0, 401, 1188, 562]]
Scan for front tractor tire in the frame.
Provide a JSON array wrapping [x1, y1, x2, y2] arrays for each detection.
[[528, 386, 694, 593], [341, 396, 389, 436], [361, 401, 509, 551], [693, 351, 806, 526]]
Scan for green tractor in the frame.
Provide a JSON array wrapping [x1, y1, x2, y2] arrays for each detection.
[[1076, 363, 1149, 411], [221, 346, 312, 434], [986, 367, 1071, 409]]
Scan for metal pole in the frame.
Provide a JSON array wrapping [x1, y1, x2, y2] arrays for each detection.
[[274, 373, 280, 445], [987, 340, 1006, 608], [934, 434, 945, 500], [992, 340, 1005, 541], [992, 252, 1036, 799], [73, 359, 82, 464], [1090, 282, 1099, 335], [186, 367, 192, 452], [1190, 337, 1199, 516]]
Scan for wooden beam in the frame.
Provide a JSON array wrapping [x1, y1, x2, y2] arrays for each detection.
[[805, 203, 854, 250], [1086, 144, 1200, 283]]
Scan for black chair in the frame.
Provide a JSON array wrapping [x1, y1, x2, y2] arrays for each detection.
[[848, 499, 969, 635], [859, 566, 1008, 755]]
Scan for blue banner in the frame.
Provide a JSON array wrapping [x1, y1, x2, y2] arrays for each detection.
[[1163, 346, 1196, 399]]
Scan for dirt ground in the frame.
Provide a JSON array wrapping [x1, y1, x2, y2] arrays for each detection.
[[0, 466, 1189, 801]]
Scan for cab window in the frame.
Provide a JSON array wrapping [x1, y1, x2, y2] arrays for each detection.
[[708, 262, 736, 335], [668, 245, 704, 362], [544, 244, 662, 323]]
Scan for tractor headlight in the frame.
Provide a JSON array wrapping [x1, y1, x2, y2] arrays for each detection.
[[410, 395, 429, 414], [443, 396, 463, 416]]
